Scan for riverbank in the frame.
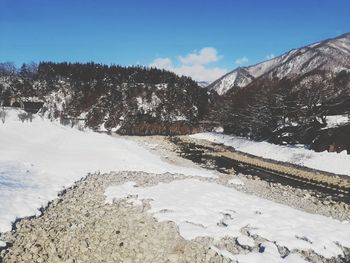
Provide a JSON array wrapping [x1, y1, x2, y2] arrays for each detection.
[[126, 135, 350, 221]]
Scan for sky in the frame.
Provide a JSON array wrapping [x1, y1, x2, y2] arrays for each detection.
[[1, 0, 350, 82]]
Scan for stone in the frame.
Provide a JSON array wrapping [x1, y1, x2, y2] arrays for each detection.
[[167, 254, 180, 262]]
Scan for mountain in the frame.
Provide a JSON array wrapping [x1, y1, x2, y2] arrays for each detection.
[[0, 62, 209, 135], [196, 81, 210, 88], [208, 33, 350, 95], [209, 33, 350, 153]]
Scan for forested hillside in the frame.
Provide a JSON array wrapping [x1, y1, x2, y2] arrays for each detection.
[[0, 62, 210, 135]]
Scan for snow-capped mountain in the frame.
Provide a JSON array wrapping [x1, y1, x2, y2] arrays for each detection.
[[209, 33, 350, 95], [196, 81, 210, 88], [208, 33, 350, 151]]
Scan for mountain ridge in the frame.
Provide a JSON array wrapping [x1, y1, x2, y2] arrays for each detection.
[[208, 33, 350, 95]]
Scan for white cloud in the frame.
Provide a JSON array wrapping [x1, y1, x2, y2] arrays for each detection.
[[235, 56, 249, 65], [266, 53, 275, 60], [149, 57, 172, 70], [179, 47, 220, 65], [149, 47, 227, 82], [173, 64, 227, 83]]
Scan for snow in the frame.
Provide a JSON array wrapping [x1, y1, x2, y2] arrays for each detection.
[[105, 178, 350, 259], [233, 242, 309, 263], [155, 83, 168, 90], [325, 114, 349, 128], [197, 81, 209, 88], [209, 246, 236, 260], [136, 92, 161, 116], [329, 40, 350, 54], [213, 126, 224, 133], [236, 235, 255, 247], [2, 109, 350, 262], [171, 115, 188, 121], [213, 71, 238, 95], [228, 178, 244, 186], [191, 133, 350, 176], [210, 242, 308, 263], [0, 240, 6, 248], [0, 109, 214, 233], [247, 55, 284, 78], [43, 86, 72, 114]]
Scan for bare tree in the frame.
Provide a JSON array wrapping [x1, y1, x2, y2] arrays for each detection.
[[0, 62, 16, 78]]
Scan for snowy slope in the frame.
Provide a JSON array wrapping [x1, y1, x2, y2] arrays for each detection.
[[191, 133, 350, 176], [209, 33, 350, 95], [0, 109, 214, 233]]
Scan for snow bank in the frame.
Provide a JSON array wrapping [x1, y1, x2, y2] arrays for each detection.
[[191, 133, 350, 176], [105, 179, 350, 259], [0, 109, 214, 233]]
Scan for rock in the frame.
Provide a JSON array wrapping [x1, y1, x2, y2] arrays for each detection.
[[207, 248, 218, 258], [123, 257, 133, 263], [303, 193, 311, 199]]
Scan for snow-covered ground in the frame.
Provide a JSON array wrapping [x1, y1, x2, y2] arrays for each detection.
[[191, 132, 350, 176], [105, 179, 350, 261], [1, 110, 350, 262], [0, 109, 214, 233]]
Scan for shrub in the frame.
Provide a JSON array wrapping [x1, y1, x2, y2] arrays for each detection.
[[18, 112, 33, 122]]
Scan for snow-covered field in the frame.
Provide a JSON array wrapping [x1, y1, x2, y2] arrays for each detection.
[[0, 109, 213, 233], [191, 132, 350, 176], [1, 110, 350, 262]]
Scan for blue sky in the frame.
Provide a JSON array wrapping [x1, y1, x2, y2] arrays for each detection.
[[1, 0, 350, 81]]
